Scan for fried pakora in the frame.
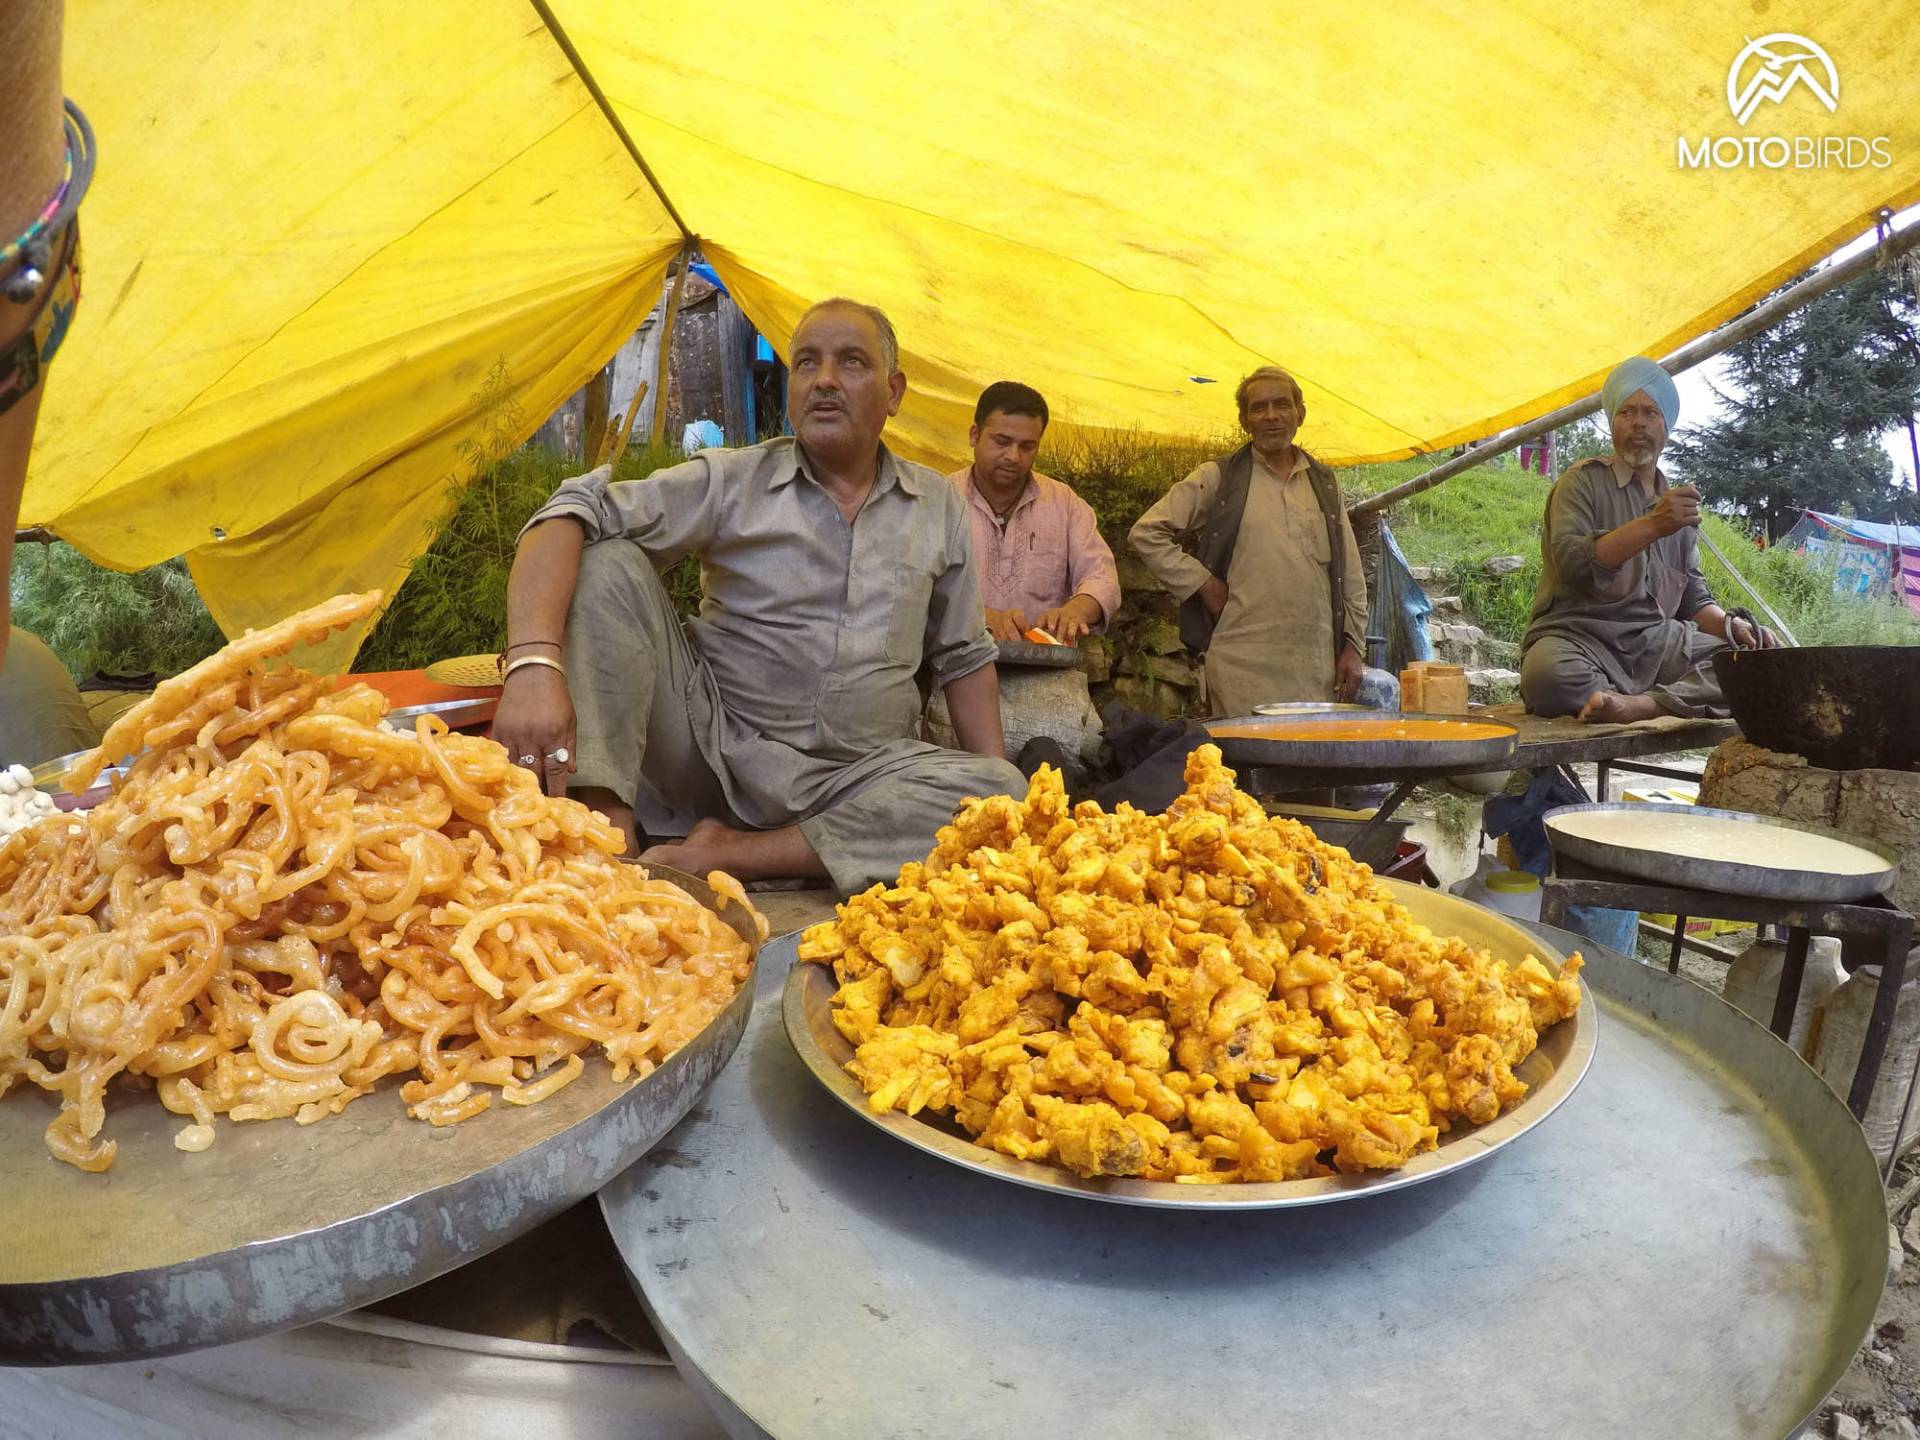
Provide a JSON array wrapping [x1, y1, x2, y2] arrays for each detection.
[[798, 745, 1581, 1183]]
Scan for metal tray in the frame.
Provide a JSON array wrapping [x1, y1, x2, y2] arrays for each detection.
[[1545, 800, 1901, 903], [0, 866, 758, 1366], [994, 637, 1082, 669], [781, 879, 1594, 1209], [604, 921, 1886, 1440], [1206, 710, 1517, 770]]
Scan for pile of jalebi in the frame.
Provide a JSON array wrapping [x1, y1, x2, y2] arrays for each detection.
[[0, 593, 760, 1172], [799, 745, 1581, 1183]]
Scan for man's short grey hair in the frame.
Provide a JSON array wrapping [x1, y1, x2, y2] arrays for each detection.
[[1235, 365, 1304, 415], [795, 297, 900, 375]]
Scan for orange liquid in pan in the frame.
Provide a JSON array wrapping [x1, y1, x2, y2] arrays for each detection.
[[1207, 719, 1513, 742]]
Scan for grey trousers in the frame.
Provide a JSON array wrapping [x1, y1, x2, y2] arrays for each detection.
[[1519, 627, 1731, 720], [565, 540, 1025, 896]]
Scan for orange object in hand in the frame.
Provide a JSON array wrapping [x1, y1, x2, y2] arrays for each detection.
[[1022, 627, 1063, 645]]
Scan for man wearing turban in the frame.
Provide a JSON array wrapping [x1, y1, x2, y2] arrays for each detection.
[[1519, 357, 1775, 723]]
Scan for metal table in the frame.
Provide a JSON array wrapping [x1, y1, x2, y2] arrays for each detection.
[[1232, 704, 1739, 864], [602, 928, 1887, 1440]]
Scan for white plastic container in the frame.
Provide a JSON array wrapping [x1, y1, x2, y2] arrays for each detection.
[[1811, 956, 1920, 1163], [1453, 867, 1542, 923], [1721, 935, 1845, 1060]]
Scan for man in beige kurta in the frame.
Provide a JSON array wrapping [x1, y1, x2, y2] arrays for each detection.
[[1129, 368, 1367, 717]]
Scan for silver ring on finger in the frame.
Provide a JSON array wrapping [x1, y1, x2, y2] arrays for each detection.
[[546, 746, 570, 765], [518, 753, 538, 767]]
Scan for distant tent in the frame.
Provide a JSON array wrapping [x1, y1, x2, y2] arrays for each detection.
[[1782, 511, 1920, 617]]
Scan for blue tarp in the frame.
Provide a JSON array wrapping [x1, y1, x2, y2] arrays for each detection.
[[1368, 521, 1434, 674]]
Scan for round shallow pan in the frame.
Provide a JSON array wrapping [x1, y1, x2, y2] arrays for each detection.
[[1544, 801, 1901, 903], [1206, 710, 1517, 771], [1714, 645, 1920, 771], [994, 638, 1082, 669], [782, 879, 1592, 1209], [0, 866, 759, 1365], [603, 920, 1885, 1440]]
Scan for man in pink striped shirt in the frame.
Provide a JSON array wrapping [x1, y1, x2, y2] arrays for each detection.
[[948, 382, 1122, 645]]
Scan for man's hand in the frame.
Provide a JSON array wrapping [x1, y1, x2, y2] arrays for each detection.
[[1034, 595, 1101, 646], [1334, 643, 1365, 702], [1197, 576, 1229, 618], [1728, 614, 1780, 650], [1649, 483, 1703, 536], [490, 667, 577, 797], [984, 606, 1029, 643]]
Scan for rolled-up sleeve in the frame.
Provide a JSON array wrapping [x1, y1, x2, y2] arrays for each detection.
[[1064, 493, 1123, 626], [1128, 463, 1220, 602], [517, 456, 724, 567], [1545, 468, 1633, 601], [925, 496, 998, 686]]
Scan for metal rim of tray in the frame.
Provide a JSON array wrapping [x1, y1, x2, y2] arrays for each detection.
[[1250, 701, 1369, 716], [1543, 800, 1902, 903], [0, 864, 759, 1366], [993, 638, 1083, 669], [781, 877, 1595, 1210], [1205, 710, 1518, 771]]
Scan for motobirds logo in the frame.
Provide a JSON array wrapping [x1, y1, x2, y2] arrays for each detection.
[[1678, 33, 1891, 171]]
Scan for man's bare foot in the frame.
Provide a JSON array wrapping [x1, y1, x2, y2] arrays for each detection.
[[638, 817, 829, 884], [1576, 690, 1662, 724]]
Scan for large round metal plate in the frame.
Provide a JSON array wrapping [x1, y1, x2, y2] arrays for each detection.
[[780, 878, 1594, 1208], [1545, 801, 1901, 903], [604, 924, 1884, 1440], [1250, 701, 1367, 716], [1206, 710, 1518, 770], [0, 866, 758, 1365]]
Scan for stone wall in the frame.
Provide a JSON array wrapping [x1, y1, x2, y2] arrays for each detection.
[[1700, 739, 1920, 917]]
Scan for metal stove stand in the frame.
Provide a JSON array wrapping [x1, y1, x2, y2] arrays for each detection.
[[1542, 855, 1914, 1125]]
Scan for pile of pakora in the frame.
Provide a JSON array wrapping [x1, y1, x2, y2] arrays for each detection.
[[797, 744, 1582, 1184]]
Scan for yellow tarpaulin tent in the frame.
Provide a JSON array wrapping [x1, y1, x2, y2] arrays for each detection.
[[24, 1, 1920, 666]]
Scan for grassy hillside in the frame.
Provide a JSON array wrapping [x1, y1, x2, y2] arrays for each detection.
[[1345, 457, 1920, 649]]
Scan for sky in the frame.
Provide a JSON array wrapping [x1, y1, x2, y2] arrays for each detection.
[[1670, 201, 1920, 490]]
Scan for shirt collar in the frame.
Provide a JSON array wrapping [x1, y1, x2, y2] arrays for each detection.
[[774, 437, 922, 496], [1605, 452, 1666, 494], [963, 466, 1040, 519], [1255, 447, 1309, 480]]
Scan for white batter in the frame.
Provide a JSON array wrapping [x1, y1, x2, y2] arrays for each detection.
[[1549, 807, 1887, 877]]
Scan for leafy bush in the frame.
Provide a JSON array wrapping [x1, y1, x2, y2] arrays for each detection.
[[9, 545, 224, 683], [1042, 426, 1227, 550], [353, 440, 691, 672]]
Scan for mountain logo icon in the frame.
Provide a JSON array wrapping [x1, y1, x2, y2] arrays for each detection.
[[1727, 34, 1840, 126]]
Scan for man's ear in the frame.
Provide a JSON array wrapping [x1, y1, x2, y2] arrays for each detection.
[[968, 423, 981, 449], [887, 369, 907, 416]]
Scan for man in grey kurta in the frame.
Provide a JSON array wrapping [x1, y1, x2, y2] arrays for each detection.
[[493, 299, 1023, 896], [1129, 367, 1367, 717], [1520, 356, 1775, 723]]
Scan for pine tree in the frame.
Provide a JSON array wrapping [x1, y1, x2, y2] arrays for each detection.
[[1673, 269, 1920, 538]]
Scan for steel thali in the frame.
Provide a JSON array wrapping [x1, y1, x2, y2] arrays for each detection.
[[782, 877, 1595, 1209], [0, 866, 759, 1365]]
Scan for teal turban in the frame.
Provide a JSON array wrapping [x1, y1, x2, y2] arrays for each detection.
[[1601, 356, 1679, 430]]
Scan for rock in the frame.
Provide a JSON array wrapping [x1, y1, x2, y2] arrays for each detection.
[[1109, 673, 1194, 720], [925, 665, 1102, 761], [1833, 1415, 1862, 1440], [1482, 554, 1527, 577], [1866, 1346, 1898, 1371], [1117, 651, 1200, 688], [1428, 594, 1464, 616], [1408, 565, 1439, 583], [1079, 635, 1113, 684], [1466, 667, 1521, 703], [1483, 637, 1522, 665], [1902, 1206, 1920, 1254], [1838, 769, 1920, 920], [1876, 1416, 1919, 1440], [1140, 618, 1186, 656]]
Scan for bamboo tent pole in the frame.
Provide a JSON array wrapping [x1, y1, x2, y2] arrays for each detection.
[[1350, 213, 1920, 520], [649, 252, 692, 448]]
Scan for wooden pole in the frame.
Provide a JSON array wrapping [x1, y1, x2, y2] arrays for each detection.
[[581, 364, 611, 470], [601, 380, 648, 470], [1351, 215, 1920, 520], [649, 254, 692, 448]]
